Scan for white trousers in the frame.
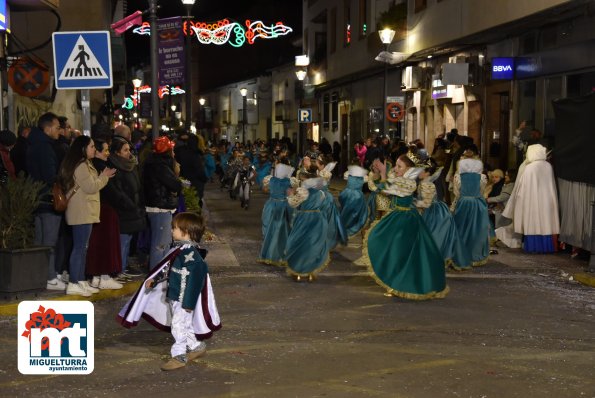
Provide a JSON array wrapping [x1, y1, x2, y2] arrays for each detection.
[[170, 300, 200, 357]]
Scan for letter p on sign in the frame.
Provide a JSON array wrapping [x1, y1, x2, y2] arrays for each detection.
[[298, 108, 312, 123]]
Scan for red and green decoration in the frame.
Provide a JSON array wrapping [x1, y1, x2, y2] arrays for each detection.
[[133, 18, 293, 47]]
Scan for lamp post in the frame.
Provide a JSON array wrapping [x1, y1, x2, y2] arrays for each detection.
[[148, 0, 159, 139], [198, 97, 206, 139], [240, 87, 247, 144], [295, 55, 309, 155], [182, 0, 196, 131], [132, 78, 142, 129], [170, 104, 177, 129], [379, 28, 395, 137]]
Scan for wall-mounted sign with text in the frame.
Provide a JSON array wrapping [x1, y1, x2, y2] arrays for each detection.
[[491, 57, 515, 80]]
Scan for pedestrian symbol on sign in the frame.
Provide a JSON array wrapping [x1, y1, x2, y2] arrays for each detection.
[[58, 36, 107, 81]]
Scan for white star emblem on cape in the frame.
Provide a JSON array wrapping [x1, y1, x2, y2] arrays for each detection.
[[184, 251, 195, 263]]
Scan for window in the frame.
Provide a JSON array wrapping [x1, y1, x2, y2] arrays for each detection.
[[414, 0, 427, 13], [331, 92, 339, 131], [518, 80, 536, 128], [544, 77, 562, 137], [567, 71, 595, 98], [358, 0, 367, 39], [323, 94, 330, 130], [275, 101, 284, 122], [330, 7, 337, 54]]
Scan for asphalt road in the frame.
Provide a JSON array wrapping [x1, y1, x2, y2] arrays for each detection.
[[1, 181, 594, 397]]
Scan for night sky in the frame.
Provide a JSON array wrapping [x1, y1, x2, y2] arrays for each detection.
[[124, 0, 302, 91]]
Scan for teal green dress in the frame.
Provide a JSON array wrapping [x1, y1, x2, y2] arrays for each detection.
[[321, 185, 347, 249], [339, 176, 369, 237], [285, 188, 329, 278], [418, 182, 471, 270], [453, 173, 490, 266], [258, 177, 294, 266], [364, 177, 448, 300]]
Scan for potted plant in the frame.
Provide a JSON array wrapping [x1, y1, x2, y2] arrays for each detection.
[[0, 173, 50, 295]]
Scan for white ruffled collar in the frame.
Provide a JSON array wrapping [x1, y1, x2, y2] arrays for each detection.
[[301, 177, 327, 190]]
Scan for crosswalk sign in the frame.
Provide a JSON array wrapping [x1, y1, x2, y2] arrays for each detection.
[[53, 31, 112, 90]]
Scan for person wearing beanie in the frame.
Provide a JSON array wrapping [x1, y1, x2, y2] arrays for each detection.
[[143, 136, 182, 268]]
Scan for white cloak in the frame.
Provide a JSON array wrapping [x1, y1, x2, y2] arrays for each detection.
[[502, 144, 560, 235]]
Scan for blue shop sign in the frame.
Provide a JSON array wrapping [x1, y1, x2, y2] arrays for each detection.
[[0, 0, 7, 31], [491, 57, 515, 80]]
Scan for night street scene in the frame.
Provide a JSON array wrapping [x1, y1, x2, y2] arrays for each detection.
[[1, 0, 595, 397]]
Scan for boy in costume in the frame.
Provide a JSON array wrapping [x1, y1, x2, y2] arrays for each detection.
[[117, 212, 221, 371]]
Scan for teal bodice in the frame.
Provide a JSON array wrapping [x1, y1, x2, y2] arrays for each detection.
[[390, 194, 414, 209], [269, 177, 292, 200], [302, 188, 325, 210], [346, 175, 365, 190], [460, 173, 481, 197]]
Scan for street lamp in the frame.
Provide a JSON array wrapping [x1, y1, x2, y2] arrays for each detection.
[[170, 104, 177, 129], [132, 78, 142, 129], [240, 87, 248, 144], [379, 28, 395, 137], [295, 55, 309, 155], [182, 0, 196, 131]]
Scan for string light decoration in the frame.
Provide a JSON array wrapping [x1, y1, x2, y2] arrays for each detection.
[[133, 18, 293, 47], [121, 85, 187, 109]]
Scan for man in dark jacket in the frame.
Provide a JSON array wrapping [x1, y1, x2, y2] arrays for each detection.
[[26, 112, 65, 292], [175, 134, 207, 201], [143, 136, 183, 268]]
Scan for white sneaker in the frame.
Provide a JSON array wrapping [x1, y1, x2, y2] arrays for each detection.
[[90, 276, 101, 288], [99, 278, 123, 290], [46, 277, 67, 291], [66, 282, 92, 297], [58, 271, 70, 283], [79, 280, 100, 294], [115, 273, 132, 282]]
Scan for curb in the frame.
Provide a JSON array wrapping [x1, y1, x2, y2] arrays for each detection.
[[0, 281, 142, 317], [573, 272, 595, 288]]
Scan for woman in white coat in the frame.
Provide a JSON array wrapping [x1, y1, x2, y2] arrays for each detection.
[[501, 144, 559, 253]]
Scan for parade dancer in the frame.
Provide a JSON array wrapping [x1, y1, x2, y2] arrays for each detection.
[[254, 152, 272, 189], [452, 147, 491, 266], [363, 155, 449, 300], [501, 144, 559, 253], [233, 156, 256, 209], [417, 159, 471, 270], [285, 166, 330, 282], [204, 146, 216, 182], [366, 159, 393, 223], [338, 163, 369, 238], [258, 162, 297, 266], [316, 154, 347, 250], [117, 212, 221, 371]]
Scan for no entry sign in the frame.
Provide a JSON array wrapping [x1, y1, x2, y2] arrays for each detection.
[[386, 102, 404, 122]]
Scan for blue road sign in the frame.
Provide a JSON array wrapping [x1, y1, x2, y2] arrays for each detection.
[[53, 31, 112, 90], [298, 108, 312, 123]]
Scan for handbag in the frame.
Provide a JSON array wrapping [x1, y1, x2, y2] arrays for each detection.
[[52, 182, 78, 212]]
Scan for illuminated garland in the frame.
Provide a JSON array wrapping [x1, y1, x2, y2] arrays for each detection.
[[121, 85, 187, 109], [133, 18, 293, 47]]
